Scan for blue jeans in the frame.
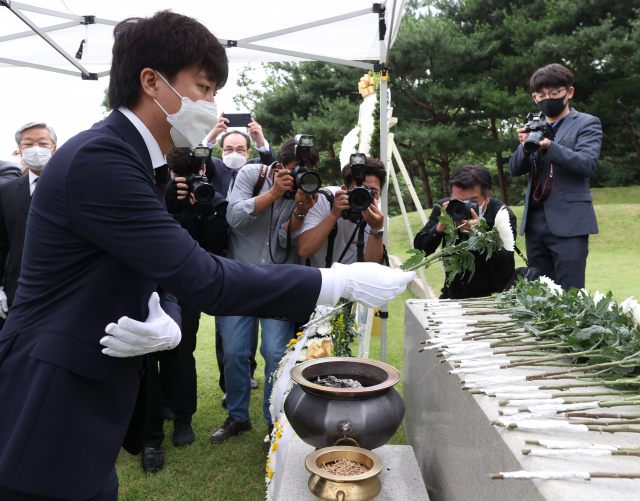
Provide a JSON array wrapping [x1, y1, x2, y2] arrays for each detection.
[[216, 316, 295, 424]]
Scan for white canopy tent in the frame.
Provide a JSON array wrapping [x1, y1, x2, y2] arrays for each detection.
[[0, 0, 407, 361]]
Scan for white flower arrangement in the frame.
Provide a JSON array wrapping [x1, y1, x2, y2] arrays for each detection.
[[357, 93, 377, 156], [264, 306, 341, 501], [339, 126, 360, 169], [538, 275, 562, 294], [620, 296, 640, 327]]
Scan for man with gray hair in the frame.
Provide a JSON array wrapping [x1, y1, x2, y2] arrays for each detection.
[[0, 122, 57, 322]]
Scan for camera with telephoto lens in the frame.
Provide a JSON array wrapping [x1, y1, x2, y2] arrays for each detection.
[[168, 146, 216, 204], [523, 112, 555, 154], [282, 134, 322, 200], [342, 153, 375, 222], [446, 198, 479, 221]]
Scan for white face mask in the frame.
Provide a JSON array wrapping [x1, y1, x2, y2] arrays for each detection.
[[153, 71, 218, 148], [223, 152, 247, 171], [478, 198, 489, 217], [21, 146, 51, 171]]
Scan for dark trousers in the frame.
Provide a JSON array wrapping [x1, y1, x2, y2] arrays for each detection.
[[0, 467, 118, 501], [525, 209, 589, 290], [145, 301, 200, 448], [215, 316, 258, 394]]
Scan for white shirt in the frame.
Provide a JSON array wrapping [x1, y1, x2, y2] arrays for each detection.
[[118, 107, 166, 169], [299, 186, 371, 268], [28, 170, 39, 196]]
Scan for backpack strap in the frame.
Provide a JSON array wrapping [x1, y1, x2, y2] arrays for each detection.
[[252, 163, 271, 198]]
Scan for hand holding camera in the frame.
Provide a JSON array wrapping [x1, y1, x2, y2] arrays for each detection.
[[342, 153, 376, 222], [205, 112, 229, 145], [294, 189, 318, 215], [270, 166, 295, 199], [437, 200, 480, 234], [281, 134, 321, 200], [518, 112, 555, 153]]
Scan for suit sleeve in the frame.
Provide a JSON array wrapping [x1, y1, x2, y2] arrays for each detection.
[[508, 146, 531, 177], [0, 189, 8, 285], [0, 165, 22, 186], [258, 142, 277, 165], [543, 116, 602, 178], [66, 137, 320, 323], [414, 204, 445, 256]]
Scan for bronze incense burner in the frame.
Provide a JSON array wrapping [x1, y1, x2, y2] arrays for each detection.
[[285, 358, 405, 450]]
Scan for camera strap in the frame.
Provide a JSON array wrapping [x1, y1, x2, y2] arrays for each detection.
[[514, 244, 530, 267], [356, 223, 367, 263], [252, 163, 272, 198], [531, 154, 555, 203]]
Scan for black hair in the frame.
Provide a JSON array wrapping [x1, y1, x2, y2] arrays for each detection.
[[108, 10, 228, 110], [277, 137, 320, 167], [220, 131, 250, 150], [166, 147, 198, 177], [449, 165, 492, 198], [530, 64, 574, 93], [341, 157, 387, 189]]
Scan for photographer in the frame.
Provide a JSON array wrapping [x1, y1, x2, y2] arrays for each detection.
[[297, 156, 386, 267], [203, 119, 277, 198], [509, 64, 602, 290], [212, 137, 319, 445], [414, 165, 517, 299]]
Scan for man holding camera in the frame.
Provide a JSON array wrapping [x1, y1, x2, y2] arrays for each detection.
[[509, 64, 602, 290], [414, 165, 517, 299], [212, 136, 320, 445], [298, 155, 386, 267]]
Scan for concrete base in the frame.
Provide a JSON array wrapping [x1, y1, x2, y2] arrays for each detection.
[[277, 435, 430, 501], [403, 299, 640, 501]]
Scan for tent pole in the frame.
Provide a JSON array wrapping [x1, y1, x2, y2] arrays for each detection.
[[0, 56, 81, 77], [0, 21, 78, 43], [379, 56, 389, 364]]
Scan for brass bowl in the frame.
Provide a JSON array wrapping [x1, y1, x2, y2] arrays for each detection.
[[306, 446, 383, 501], [290, 357, 401, 400]]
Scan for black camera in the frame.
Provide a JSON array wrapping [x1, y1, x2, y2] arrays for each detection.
[[283, 134, 322, 200], [446, 199, 479, 221], [523, 112, 555, 154], [342, 153, 375, 221], [167, 146, 216, 204]]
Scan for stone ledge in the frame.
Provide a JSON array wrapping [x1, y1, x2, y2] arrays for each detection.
[[277, 435, 430, 500]]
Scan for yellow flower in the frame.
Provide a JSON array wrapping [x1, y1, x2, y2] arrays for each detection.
[[276, 430, 282, 439], [286, 338, 299, 348], [273, 442, 279, 451], [296, 331, 303, 337], [274, 420, 281, 429], [268, 470, 274, 478], [266, 464, 270, 473]]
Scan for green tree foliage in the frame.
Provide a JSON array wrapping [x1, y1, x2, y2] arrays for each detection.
[[235, 62, 365, 184]]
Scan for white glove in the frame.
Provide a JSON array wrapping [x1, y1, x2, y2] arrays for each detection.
[[0, 286, 8, 319], [317, 262, 416, 308], [100, 292, 181, 358]]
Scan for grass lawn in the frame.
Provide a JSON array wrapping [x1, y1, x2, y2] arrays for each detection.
[[115, 186, 637, 499]]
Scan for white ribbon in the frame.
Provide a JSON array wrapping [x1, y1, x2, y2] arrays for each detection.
[[500, 470, 590, 480]]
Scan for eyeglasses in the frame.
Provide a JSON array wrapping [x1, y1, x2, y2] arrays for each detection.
[[534, 88, 567, 101], [20, 141, 53, 149], [223, 148, 247, 154]]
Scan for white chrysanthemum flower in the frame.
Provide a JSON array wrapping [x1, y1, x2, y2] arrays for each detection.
[[592, 291, 614, 311], [539, 275, 563, 294], [494, 207, 515, 251], [621, 297, 640, 326], [339, 126, 360, 169]]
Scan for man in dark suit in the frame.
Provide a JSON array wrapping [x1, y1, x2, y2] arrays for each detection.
[[414, 165, 517, 299], [509, 64, 602, 290], [0, 11, 413, 501], [0, 122, 57, 323]]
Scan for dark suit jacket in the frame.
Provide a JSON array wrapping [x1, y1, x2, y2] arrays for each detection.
[[508, 108, 601, 237], [205, 142, 277, 196], [0, 175, 30, 305], [0, 110, 321, 500], [414, 198, 517, 299]]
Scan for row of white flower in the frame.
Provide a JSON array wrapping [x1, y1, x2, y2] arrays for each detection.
[[264, 309, 335, 501]]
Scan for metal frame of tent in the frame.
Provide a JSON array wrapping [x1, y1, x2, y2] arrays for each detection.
[[0, 0, 410, 362]]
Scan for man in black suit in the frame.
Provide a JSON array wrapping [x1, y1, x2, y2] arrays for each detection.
[[0, 11, 413, 501], [0, 122, 57, 323], [509, 64, 602, 290], [414, 165, 517, 299]]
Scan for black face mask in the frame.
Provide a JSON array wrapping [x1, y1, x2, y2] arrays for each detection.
[[536, 96, 568, 118]]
